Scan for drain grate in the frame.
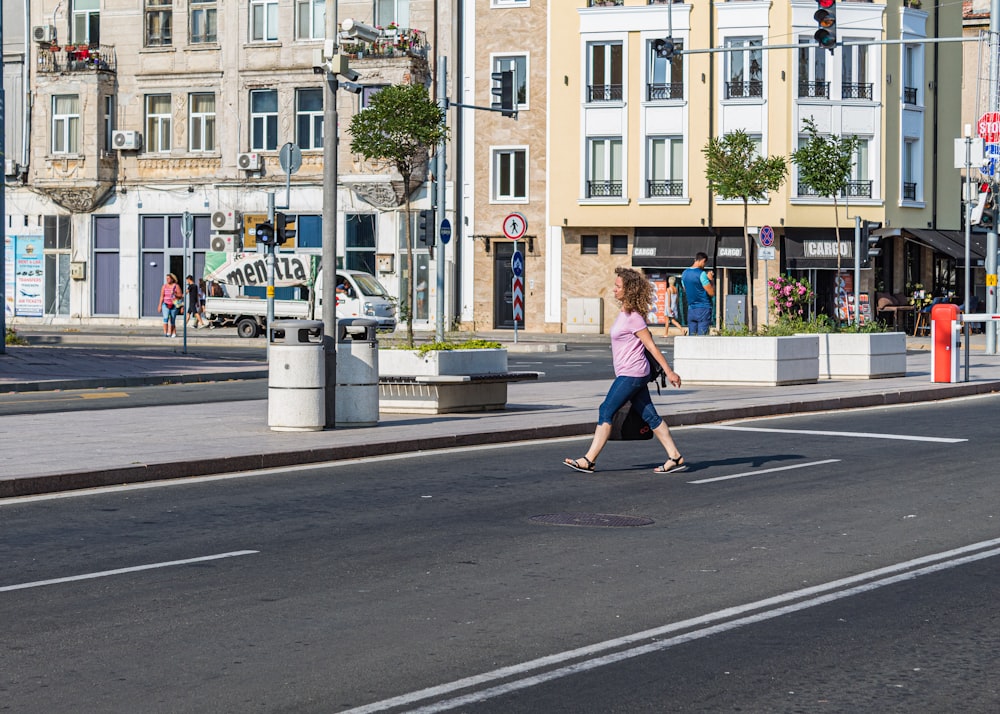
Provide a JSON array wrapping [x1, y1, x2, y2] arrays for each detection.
[[529, 513, 654, 528]]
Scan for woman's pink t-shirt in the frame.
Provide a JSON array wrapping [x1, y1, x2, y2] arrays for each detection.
[[610, 310, 649, 377]]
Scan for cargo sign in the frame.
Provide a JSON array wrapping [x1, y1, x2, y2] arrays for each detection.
[[804, 240, 853, 258], [203, 252, 319, 287]]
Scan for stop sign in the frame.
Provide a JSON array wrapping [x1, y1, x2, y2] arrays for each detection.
[[978, 112, 1000, 143]]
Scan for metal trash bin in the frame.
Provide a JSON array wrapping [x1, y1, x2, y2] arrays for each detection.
[[268, 319, 325, 431], [336, 318, 379, 427]]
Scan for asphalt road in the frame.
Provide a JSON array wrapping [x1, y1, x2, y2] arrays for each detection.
[[3, 397, 997, 712], [0, 347, 616, 416]]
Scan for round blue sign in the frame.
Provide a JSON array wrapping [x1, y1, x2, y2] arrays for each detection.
[[759, 225, 775, 247], [439, 218, 452, 245]]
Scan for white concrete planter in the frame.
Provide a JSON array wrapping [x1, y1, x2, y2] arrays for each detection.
[[673, 335, 819, 386], [813, 332, 907, 380], [378, 348, 508, 377]]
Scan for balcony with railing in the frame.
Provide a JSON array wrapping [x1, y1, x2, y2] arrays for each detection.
[[725, 81, 763, 99], [647, 82, 684, 101], [842, 83, 873, 100], [37, 44, 117, 73], [587, 180, 623, 198], [797, 180, 873, 199], [903, 182, 917, 201], [903, 87, 918, 105], [588, 84, 624, 102], [647, 180, 684, 197], [798, 81, 830, 99], [339, 27, 428, 60]]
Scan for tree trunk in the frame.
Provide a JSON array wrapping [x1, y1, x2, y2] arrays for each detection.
[[743, 199, 755, 331]]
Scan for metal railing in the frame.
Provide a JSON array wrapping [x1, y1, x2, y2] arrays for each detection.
[[903, 86, 918, 105], [842, 83, 874, 100], [588, 84, 624, 102], [37, 44, 117, 73], [339, 28, 428, 59], [798, 81, 830, 99], [647, 82, 684, 101], [903, 182, 918, 200], [725, 80, 763, 99], [647, 180, 684, 197], [588, 0, 623, 6], [797, 180, 873, 198], [587, 181, 623, 198]]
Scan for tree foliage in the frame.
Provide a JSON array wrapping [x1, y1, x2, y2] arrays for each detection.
[[348, 83, 449, 346], [703, 130, 788, 329]]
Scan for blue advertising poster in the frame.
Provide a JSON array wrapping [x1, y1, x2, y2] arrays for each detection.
[[14, 234, 44, 317], [3, 236, 13, 319]]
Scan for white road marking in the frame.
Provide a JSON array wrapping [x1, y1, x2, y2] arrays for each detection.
[[0, 550, 258, 593], [687, 459, 840, 484], [702, 425, 967, 443], [342, 538, 1000, 713]]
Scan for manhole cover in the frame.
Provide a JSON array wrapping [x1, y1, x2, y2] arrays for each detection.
[[529, 513, 654, 528]]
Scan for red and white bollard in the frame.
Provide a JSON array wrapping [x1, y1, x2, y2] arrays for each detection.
[[930, 303, 960, 383]]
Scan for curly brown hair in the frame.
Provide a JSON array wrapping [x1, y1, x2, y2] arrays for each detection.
[[615, 267, 652, 315]]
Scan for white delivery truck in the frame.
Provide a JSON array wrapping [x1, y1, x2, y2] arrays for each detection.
[[202, 252, 396, 338]]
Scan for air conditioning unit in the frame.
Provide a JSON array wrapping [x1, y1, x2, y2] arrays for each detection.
[[210, 233, 237, 252], [237, 152, 261, 170], [211, 210, 242, 232], [33, 25, 55, 43], [4, 159, 17, 176], [112, 130, 141, 151]]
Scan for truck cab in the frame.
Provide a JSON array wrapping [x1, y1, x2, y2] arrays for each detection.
[[328, 270, 397, 333]]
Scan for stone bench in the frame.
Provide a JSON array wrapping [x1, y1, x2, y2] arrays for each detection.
[[378, 371, 541, 414]]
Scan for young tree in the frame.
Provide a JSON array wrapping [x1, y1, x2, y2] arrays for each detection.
[[791, 117, 860, 276], [349, 83, 449, 346], [703, 130, 788, 330]]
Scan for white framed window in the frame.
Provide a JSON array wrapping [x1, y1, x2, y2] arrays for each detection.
[[295, 0, 325, 39], [102, 95, 114, 154], [52, 95, 80, 154], [647, 136, 684, 198], [587, 137, 623, 198], [189, 93, 216, 152], [145, 0, 172, 47], [903, 139, 920, 202], [191, 0, 218, 44], [724, 37, 763, 100], [492, 147, 528, 202], [72, 0, 100, 45], [361, 85, 388, 109], [250, 0, 279, 42], [903, 44, 920, 105], [492, 55, 528, 111], [797, 38, 828, 98], [648, 38, 683, 101], [296, 88, 323, 150], [841, 41, 872, 100], [587, 41, 623, 102], [250, 89, 278, 151], [145, 94, 173, 153], [492, 0, 529, 6], [376, 0, 410, 28]]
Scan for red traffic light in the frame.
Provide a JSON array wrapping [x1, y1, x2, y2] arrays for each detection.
[[816, 0, 835, 7]]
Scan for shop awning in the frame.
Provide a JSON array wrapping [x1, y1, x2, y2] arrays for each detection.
[[632, 228, 747, 269], [893, 228, 986, 263], [783, 228, 857, 269]]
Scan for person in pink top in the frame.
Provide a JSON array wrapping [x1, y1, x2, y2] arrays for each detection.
[[564, 267, 688, 475], [157, 273, 182, 338]]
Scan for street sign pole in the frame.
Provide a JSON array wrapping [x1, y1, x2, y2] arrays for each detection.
[[435, 57, 448, 343], [182, 211, 193, 354], [854, 215, 861, 328]]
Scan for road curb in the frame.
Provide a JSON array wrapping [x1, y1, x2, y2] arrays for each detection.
[[6, 380, 998, 499], [0, 370, 269, 393]]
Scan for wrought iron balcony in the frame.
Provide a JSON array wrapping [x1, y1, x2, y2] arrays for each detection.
[[647, 180, 684, 197], [798, 81, 830, 99], [647, 82, 684, 101], [587, 181, 622, 198], [903, 87, 918, 105], [588, 84, 624, 102], [842, 83, 873, 100], [725, 80, 763, 99], [797, 181, 873, 198], [903, 182, 918, 200], [339, 27, 428, 60], [588, 0, 623, 6], [37, 44, 116, 73]]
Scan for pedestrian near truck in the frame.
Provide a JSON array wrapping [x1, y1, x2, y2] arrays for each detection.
[[185, 275, 205, 329], [564, 267, 688, 475]]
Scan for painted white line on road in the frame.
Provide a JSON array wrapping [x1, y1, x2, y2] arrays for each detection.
[[702, 424, 967, 443], [0, 550, 258, 593], [342, 537, 1000, 713], [687, 459, 840, 484]]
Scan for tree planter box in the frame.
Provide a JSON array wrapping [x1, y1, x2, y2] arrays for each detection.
[[673, 335, 819, 386], [813, 332, 907, 380], [377, 348, 538, 414]]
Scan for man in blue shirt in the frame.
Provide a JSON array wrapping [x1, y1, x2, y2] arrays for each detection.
[[681, 252, 715, 335]]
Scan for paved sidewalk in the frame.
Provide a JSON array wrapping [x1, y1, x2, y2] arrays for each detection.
[[2, 330, 1000, 498]]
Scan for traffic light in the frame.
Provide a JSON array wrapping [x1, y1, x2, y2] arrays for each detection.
[[862, 220, 883, 265], [275, 212, 296, 245], [491, 69, 516, 118], [653, 38, 676, 61], [814, 0, 837, 51], [417, 209, 435, 245], [971, 183, 991, 226], [255, 221, 275, 246]]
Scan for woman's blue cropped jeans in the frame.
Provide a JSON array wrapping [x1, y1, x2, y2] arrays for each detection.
[[597, 375, 662, 430]]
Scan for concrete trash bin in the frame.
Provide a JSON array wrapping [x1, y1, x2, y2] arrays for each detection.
[[336, 318, 379, 427], [268, 319, 325, 431]]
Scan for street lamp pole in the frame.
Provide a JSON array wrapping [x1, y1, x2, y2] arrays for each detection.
[[322, 0, 340, 427]]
